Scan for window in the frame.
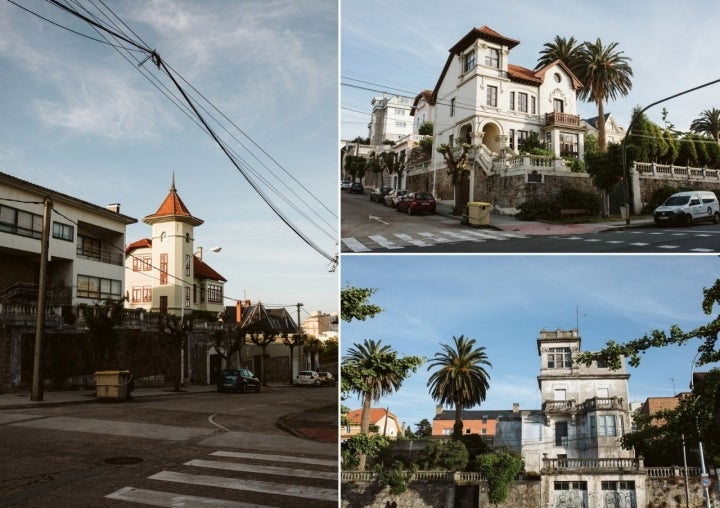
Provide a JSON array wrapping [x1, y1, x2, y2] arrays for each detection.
[[0, 205, 43, 239], [77, 275, 121, 299], [52, 222, 74, 241], [509, 91, 515, 110], [450, 98, 455, 117], [485, 47, 499, 68], [555, 421, 568, 446], [465, 428, 471, 434], [77, 235, 101, 261], [160, 231, 167, 242], [602, 481, 635, 491], [598, 415, 616, 436], [142, 255, 152, 271], [442, 428, 452, 435], [131, 287, 141, 303], [395, 121, 407, 128], [560, 133, 579, 157], [554, 481, 587, 491], [554, 388, 566, 401], [481, 428, 487, 435], [394, 108, 405, 116], [207, 284, 223, 303], [518, 92, 528, 112], [554, 98, 564, 113], [547, 347, 572, 369], [487, 85, 498, 107], [184, 285, 191, 308], [531, 96, 536, 114], [449, 134, 454, 147], [142, 286, 152, 303], [185, 254, 191, 277], [509, 129, 515, 150], [464, 50, 476, 72], [160, 253, 168, 285]]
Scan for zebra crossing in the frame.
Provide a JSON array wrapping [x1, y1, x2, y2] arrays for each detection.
[[341, 228, 528, 252], [105, 450, 338, 507]]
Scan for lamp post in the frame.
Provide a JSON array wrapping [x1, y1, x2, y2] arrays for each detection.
[[689, 350, 711, 508], [621, 77, 720, 226]]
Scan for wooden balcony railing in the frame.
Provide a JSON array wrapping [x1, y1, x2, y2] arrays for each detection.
[[546, 112, 580, 127]]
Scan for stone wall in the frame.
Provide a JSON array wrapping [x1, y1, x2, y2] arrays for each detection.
[[638, 175, 720, 212], [342, 474, 719, 508]]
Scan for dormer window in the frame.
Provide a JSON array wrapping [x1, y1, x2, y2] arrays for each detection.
[[463, 50, 476, 73], [485, 47, 499, 68]]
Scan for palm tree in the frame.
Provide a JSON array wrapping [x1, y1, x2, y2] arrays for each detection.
[[427, 335, 492, 440], [343, 339, 423, 469], [577, 39, 633, 151], [690, 108, 720, 141], [535, 35, 584, 78]]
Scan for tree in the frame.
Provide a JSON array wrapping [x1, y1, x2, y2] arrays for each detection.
[[413, 418, 433, 439], [341, 286, 382, 323], [245, 321, 276, 386], [477, 452, 524, 505], [342, 339, 424, 470], [576, 38, 633, 152], [344, 155, 367, 182], [158, 313, 191, 392], [379, 150, 406, 187], [535, 35, 584, 78], [419, 440, 469, 471], [80, 297, 126, 370], [690, 108, 720, 142], [436, 143, 475, 214], [283, 332, 305, 384], [427, 335, 492, 440], [584, 143, 625, 216]]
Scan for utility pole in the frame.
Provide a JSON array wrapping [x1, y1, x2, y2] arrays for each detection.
[[296, 302, 304, 369], [31, 196, 52, 401]]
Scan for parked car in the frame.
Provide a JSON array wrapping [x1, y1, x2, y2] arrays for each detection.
[[396, 192, 437, 215], [384, 189, 410, 208], [348, 182, 364, 194], [341, 180, 352, 191], [653, 190, 720, 226], [369, 186, 393, 203], [216, 368, 261, 393], [296, 370, 320, 386], [317, 371, 336, 387]]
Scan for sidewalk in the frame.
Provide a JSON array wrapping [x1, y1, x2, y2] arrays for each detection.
[[436, 202, 655, 236], [0, 383, 338, 445]]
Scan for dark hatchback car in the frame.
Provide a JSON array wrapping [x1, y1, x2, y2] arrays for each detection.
[[396, 192, 437, 215], [369, 186, 393, 203], [348, 182, 364, 194], [217, 368, 261, 393]]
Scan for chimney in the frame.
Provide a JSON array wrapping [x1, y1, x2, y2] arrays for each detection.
[[244, 299, 251, 307], [513, 403, 519, 413], [106, 203, 121, 213], [236, 301, 242, 323]]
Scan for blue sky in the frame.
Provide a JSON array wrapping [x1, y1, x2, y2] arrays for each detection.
[[340, 255, 720, 431], [342, 0, 720, 140], [0, 1, 338, 317]]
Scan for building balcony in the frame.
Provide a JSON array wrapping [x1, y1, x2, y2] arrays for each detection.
[[541, 456, 643, 475], [543, 399, 576, 413], [76, 245, 124, 266], [545, 112, 581, 128]]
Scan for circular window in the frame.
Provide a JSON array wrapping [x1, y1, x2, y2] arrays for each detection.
[[554, 73, 561, 83]]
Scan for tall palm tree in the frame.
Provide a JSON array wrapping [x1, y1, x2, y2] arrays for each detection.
[[343, 339, 423, 469], [577, 39, 633, 151], [690, 108, 720, 141], [427, 335, 492, 440], [535, 35, 584, 78]]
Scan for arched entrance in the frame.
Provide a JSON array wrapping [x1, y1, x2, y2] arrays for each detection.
[[481, 123, 502, 153]]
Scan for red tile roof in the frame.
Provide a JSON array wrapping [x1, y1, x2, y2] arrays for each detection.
[[346, 408, 396, 425], [194, 256, 227, 282], [143, 177, 204, 226], [125, 237, 152, 255]]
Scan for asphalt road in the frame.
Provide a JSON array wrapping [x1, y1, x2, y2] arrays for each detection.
[[342, 191, 720, 253], [0, 386, 338, 507]]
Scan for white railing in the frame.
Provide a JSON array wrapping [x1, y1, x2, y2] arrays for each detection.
[[635, 162, 720, 180]]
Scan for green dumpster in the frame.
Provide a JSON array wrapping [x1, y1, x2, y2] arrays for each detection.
[[95, 370, 131, 401], [467, 202, 491, 226]]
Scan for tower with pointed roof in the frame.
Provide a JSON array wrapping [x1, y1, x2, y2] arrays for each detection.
[[125, 176, 226, 316]]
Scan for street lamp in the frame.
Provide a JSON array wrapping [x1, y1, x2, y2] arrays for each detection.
[[195, 245, 222, 261], [621, 77, 720, 226], [689, 350, 711, 508]]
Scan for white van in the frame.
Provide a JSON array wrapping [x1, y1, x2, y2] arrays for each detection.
[[653, 190, 720, 226]]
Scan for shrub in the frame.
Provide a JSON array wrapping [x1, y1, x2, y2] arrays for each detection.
[[419, 440, 469, 471], [476, 452, 524, 504]]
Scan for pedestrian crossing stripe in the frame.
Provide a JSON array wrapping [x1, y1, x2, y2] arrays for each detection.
[[184, 458, 338, 480], [106, 486, 265, 507], [340, 237, 370, 252], [209, 450, 336, 468], [148, 470, 338, 502], [342, 229, 523, 252]]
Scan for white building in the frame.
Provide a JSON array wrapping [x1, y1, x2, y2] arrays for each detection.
[[124, 176, 226, 318], [368, 94, 414, 145], [0, 171, 137, 313]]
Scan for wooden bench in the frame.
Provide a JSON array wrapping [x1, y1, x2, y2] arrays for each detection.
[[560, 208, 589, 218]]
